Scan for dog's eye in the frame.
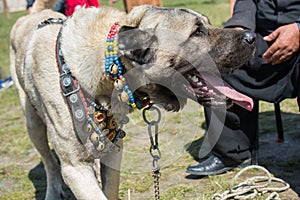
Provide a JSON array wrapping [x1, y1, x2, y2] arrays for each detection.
[[192, 27, 205, 37]]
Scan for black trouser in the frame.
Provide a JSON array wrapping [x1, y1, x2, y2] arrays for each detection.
[[204, 102, 258, 165], [204, 34, 300, 165]]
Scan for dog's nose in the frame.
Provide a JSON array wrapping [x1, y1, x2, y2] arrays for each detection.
[[243, 31, 256, 45]]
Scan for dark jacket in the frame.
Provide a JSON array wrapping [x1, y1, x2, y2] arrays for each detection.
[[225, 0, 300, 36], [222, 0, 300, 104]]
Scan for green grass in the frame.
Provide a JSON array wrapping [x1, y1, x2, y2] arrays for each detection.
[[0, 11, 26, 78], [0, 1, 299, 199], [103, 0, 231, 27]]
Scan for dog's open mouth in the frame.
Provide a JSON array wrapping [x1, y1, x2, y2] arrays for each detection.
[[185, 72, 253, 111]]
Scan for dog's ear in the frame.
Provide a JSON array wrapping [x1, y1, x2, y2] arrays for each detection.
[[126, 5, 154, 27], [118, 26, 157, 65]]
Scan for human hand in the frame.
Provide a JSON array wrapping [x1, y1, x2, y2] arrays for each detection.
[[263, 23, 300, 65]]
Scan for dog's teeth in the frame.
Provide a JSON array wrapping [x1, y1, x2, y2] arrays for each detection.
[[191, 76, 198, 82], [202, 86, 208, 91], [125, 52, 131, 57], [197, 81, 203, 86], [184, 85, 196, 96]]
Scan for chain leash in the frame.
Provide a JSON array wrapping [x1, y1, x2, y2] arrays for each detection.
[[143, 104, 161, 200]]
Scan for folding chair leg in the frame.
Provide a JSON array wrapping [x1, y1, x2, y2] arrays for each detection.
[[251, 100, 259, 165], [274, 102, 284, 142]]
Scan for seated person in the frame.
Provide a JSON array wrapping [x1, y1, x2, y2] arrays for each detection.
[[26, 0, 66, 14], [187, 0, 300, 176]]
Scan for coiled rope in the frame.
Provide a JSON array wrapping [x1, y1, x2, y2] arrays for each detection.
[[213, 165, 290, 200]]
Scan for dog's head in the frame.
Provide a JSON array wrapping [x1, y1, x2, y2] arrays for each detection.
[[117, 5, 256, 112]]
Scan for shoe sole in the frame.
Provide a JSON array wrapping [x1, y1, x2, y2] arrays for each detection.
[[186, 166, 234, 176], [0, 81, 13, 92]]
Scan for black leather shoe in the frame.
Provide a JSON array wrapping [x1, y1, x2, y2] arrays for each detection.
[[186, 155, 235, 176]]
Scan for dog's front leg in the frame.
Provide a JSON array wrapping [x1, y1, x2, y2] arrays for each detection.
[[101, 140, 123, 200], [61, 164, 108, 200]]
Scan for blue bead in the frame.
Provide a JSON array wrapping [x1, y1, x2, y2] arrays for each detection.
[[108, 45, 113, 51], [100, 134, 105, 140]]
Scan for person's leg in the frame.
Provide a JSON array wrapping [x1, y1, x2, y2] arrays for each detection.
[[212, 100, 258, 164], [187, 101, 258, 175], [53, 0, 65, 14], [187, 33, 300, 176]]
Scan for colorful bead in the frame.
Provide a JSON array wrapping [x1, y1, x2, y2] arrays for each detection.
[[104, 22, 136, 110], [87, 98, 128, 150]]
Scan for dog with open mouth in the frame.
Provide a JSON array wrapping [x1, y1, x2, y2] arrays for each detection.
[[10, 0, 256, 199]]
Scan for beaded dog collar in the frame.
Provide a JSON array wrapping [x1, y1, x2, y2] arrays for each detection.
[[55, 20, 127, 152], [54, 21, 150, 152], [104, 22, 137, 110]]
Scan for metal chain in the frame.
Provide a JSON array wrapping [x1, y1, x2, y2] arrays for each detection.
[[143, 104, 161, 200], [153, 169, 161, 200]]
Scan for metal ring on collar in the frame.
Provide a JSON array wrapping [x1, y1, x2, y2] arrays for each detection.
[[142, 105, 161, 125]]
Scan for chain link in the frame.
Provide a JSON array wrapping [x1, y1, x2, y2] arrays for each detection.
[[153, 169, 161, 200], [143, 105, 161, 200]]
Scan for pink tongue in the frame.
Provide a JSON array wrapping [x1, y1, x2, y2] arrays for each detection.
[[204, 74, 253, 111]]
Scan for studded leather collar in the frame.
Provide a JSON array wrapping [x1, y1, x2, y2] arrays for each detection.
[[55, 20, 127, 152]]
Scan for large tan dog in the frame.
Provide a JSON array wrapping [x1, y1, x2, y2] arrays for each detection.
[[10, 0, 255, 199]]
